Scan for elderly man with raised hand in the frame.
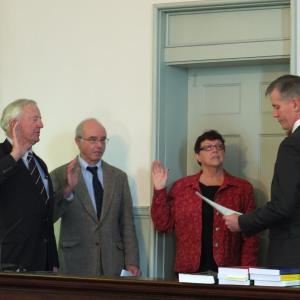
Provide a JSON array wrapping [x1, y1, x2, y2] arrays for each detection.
[[51, 118, 140, 277], [0, 99, 58, 271]]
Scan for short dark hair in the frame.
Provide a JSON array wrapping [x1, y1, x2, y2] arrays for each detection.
[[194, 130, 225, 153], [265, 74, 300, 100]]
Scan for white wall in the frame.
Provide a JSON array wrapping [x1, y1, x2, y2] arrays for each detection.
[[0, 0, 200, 206], [1, 0, 298, 207]]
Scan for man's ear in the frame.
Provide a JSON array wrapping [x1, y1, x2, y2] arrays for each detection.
[[75, 137, 80, 147], [297, 99, 300, 112], [292, 98, 300, 112], [8, 118, 17, 127], [8, 118, 18, 135]]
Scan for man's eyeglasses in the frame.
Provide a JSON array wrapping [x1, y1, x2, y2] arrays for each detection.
[[79, 136, 109, 144], [199, 144, 225, 152]]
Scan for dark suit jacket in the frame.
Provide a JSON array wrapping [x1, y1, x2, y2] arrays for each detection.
[[0, 139, 58, 271], [239, 126, 300, 267], [51, 159, 140, 276]]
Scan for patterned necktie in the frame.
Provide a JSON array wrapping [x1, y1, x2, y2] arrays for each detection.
[[86, 166, 103, 220], [27, 152, 48, 204]]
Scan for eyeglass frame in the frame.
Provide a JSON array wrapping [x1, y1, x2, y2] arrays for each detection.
[[78, 136, 109, 144], [199, 143, 225, 152]]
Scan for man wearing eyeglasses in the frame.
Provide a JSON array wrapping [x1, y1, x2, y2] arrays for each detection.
[[50, 118, 140, 276]]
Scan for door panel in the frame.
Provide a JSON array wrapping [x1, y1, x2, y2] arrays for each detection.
[[187, 64, 289, 263]]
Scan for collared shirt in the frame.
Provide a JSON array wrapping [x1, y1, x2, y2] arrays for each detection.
[[7, 137, 49, 196], [292, 119, 300, 133], [77, 155, 103, 213]]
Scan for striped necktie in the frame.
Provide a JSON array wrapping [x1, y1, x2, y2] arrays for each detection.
[[27, 152, 48, 204]]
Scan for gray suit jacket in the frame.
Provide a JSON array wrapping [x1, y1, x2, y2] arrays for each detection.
[[50, 159, 139, 276]]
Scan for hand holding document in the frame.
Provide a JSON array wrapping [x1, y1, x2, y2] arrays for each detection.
[[195, 191, 242, 216]]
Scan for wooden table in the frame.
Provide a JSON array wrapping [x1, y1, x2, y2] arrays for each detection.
[[0, 272, 300, 300]]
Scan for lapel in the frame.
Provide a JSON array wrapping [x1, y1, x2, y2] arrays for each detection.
[[33, 152, 48, 173], [100, 161, 115, 223], [76, 164, 99, 223], [33, 151, 53, 197], [3, 139, 51, 208]]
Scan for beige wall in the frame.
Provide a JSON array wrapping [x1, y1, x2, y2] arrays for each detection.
[[1, 1, 299, 208], [0, 0, 201, 206]]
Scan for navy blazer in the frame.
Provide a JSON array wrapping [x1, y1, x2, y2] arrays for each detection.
[[239, 126, 300, 267], [0, 139, 58, 271]]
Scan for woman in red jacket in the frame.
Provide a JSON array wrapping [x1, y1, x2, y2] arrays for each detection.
[[151, 130, 259, 273]]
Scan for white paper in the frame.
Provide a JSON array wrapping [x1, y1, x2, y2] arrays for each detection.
[[195, 191, 242, 216], [120, 269, 134, 277]]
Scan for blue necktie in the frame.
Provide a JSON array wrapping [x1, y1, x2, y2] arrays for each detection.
[[86, 166, 103, 219]]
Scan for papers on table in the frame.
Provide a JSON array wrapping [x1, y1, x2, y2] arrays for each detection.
[[179, 272, 216, 284], [195, 191, 242, 216], [120, 269, 134, 277]]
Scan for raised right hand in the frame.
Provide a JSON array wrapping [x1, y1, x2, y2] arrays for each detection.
[[10, 119, 31, 161], [151, 160, 168, 190], [63, 158, 80, 197]]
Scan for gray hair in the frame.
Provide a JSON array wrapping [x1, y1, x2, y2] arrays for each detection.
[[265, 74, 300, 100], [75, 118, 105, 138], [0, 99, 37, 135]]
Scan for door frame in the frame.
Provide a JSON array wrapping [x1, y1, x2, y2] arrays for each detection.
[[150, 0, 298, 279]]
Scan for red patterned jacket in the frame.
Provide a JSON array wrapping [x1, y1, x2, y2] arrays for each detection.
[[151, 170, 259, 273]]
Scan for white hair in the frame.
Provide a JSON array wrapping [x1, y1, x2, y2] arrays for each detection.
[[0, 99, 37, 135]]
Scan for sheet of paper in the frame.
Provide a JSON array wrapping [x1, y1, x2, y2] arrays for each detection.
[[120, 269, 134, 277], [195, 191, 242, 216]]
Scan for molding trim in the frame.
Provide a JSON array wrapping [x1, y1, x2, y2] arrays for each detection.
[[133, 206, 151, 277], [290, 0, 300, 74], [155, 0, 290, 12], [152, 0, 291, 280], [133, 206, 150, 217]]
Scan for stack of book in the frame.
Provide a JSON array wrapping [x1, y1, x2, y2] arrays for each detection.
[[218, 267, 251, 285], [249, 267, 300, 287]]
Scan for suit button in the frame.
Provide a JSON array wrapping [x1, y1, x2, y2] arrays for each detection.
[[43, 238, 48, 243], [96, 242, 99, 246]]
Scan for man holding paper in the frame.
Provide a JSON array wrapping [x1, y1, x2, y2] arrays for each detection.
[[224, 75, 300, 268], [151, 130, 258, 274]]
